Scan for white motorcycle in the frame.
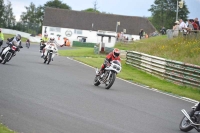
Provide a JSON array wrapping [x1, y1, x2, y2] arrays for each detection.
[[94, 60, 122, 89], [0, 41, 23, 64], [43, 43, 56, 65]]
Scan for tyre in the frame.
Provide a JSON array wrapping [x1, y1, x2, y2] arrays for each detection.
[[179, 111, 194, 132], [105, 71, 116, 89], [47, 52, 52, 64], [94, 76, 100, 86], [2, 53, 11, 64]]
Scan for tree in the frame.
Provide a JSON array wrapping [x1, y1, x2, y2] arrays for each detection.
[[82, 8, 100, 13], [148, 0, 189, 30], [3, 0, 15, 28], [44, 0, 71, 9], [0, 0, 4, 27]]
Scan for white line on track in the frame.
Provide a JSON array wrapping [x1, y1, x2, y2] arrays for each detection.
[[67, 57, 198, 104]]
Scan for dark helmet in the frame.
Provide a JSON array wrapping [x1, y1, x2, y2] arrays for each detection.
[[16, 34, 21, 41]]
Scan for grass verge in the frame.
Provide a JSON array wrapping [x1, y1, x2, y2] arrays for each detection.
[[4, 34, 28, 42], [59, 47, 200, 101], [0, 123, 15, 133]]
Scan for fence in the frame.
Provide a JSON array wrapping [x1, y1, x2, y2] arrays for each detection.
[[167, 29, 200, 39], [126, 51, 200, 88]]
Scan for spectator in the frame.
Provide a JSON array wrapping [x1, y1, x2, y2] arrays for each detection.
[[179, 19, 187, 35], [160, 26, 166, 35], [173, 21, 180, 37], [194, 18, 200, 30], [0, 28, 4, 47], [186, 19, 194, 34], [139, 29, 144, 39], [192, 19, 199, 33]]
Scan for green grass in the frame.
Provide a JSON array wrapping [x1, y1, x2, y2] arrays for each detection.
[[116, 34, 200, 65], [4, 34, 28, 42], [59, 46, 200, 101], [59, 47, 106, 58], [0, 123, 15, 133]]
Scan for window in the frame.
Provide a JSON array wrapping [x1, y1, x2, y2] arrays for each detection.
[[50, 27, 61, 32], [74, 29, 82, 34]]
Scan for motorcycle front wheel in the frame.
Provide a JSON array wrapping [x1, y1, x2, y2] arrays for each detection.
[[105, 71, 116, 89], [47, 52, 52, 64], [2, 52, 11, 64], [94, 75, 100, 86], [179, 111, 194, 132]]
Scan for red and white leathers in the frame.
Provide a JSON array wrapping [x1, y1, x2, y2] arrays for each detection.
[[43, 39, 63, 59], [100, 50, 121, 71]]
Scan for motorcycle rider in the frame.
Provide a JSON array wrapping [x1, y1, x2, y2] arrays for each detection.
[[42, 37, 63, 61], [0, 34, 22, 60], [26, 39, 30, 48], [40, 33, 49, 56], [97, 48, 121, 75], [0, 28, 4, 47]]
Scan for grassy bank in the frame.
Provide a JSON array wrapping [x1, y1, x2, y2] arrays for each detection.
[[116, 34, 200, 65], [0, 123, 15, 133], [59, 47, 200, 101]]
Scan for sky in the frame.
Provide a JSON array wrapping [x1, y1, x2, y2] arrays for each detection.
[[9, 0, 200, 22]]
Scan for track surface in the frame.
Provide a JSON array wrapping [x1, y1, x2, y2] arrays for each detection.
[[0, 43, 196, 133]]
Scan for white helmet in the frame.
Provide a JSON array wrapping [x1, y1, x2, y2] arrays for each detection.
[[50, 37, 55, 41]]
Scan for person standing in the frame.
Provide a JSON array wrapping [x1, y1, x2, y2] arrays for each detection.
[[194, 18, 200, 30], [179, 19, 187, 35], [0, 29, 4, 47], [139, 29, 144, 39], [172, 21, 180, 37]]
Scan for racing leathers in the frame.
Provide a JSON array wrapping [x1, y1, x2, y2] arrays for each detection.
[[99, 51, 121, 74], [0, 37, 22, 60], [40, 37, 49, 53], [43, 40, 63, 60]]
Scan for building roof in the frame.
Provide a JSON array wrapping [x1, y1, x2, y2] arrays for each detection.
[[43, 7, 156, 35]]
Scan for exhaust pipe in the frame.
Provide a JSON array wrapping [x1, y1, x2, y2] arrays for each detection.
[[181, 109, 200, 126]]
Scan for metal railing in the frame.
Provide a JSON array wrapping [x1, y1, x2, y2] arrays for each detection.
[[167, 29, 200, 39], [126, 51, 200, 88]]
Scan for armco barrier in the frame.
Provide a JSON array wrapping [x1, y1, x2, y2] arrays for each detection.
[[126, 51, 200, 88]]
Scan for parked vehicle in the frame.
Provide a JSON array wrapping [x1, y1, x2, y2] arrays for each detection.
[[93, 60, 122, 89], [180, 102, 200, 132], [0, 41, 23, 64]]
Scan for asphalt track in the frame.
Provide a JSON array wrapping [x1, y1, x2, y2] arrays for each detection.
[[0, 43, 197, 133]]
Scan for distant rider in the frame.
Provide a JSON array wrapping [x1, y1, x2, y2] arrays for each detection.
[[0, 34, 22, 60], [40, 33, 49, 56], [42, 37, 63, 61], [0, 28, 4, 47], [97, 48, 121, 75]]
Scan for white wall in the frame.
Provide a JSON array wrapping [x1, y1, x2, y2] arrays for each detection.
[[1, 28, 41, 42], [42, 26, 140, 47], [42, 26, 118, 47]]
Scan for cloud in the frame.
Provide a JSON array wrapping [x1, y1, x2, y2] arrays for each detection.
[[10, 0, 27, 21]]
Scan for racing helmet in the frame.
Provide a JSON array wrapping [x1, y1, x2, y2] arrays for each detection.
[[50, 37, 55, 42], [44, 33, 48, 37], [113, 48, 120, 58], [16, 34, 21, 41]]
